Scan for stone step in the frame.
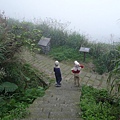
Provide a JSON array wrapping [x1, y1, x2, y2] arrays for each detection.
[[20, 49, 108, 120]]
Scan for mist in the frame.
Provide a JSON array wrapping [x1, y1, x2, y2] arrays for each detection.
[[0, 0, 120, 44]]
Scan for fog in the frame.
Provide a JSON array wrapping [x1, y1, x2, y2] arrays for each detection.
[[0, 0, 120, 43]]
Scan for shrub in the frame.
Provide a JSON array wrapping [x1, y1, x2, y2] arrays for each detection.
[[80, 85, 120, 120], [0, 87, 45, 120], [49, 46, 91, 62]]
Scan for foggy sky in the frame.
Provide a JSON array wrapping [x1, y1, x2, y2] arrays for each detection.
[[0, 0, 120, 43]]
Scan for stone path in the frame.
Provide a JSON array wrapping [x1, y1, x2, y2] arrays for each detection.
[[20, 50, 108, 120]]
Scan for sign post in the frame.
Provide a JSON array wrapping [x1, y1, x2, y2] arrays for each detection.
[[79, 47, 90, 62]]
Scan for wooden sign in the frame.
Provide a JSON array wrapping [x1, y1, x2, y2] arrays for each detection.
[[79, 47, 90, 61]]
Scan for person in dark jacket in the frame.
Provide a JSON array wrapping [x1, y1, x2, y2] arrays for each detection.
[[54, 61, 62, 87]]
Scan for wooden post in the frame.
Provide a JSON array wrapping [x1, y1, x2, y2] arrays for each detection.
[[79, 47, 90, 62], [83, 52, 86, 62]]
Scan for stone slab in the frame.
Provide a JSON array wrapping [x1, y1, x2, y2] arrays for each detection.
[[96, 75, 102, 80], [93, 80, 100, 86], [86, 73, 92, 78], [82, 77, 89, 84]]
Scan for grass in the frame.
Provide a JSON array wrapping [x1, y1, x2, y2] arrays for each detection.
[[49, 46, 92, 62]]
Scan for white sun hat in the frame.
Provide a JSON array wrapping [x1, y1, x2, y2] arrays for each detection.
[[74, 61, 80, 66], [55, 61, 59, 66]]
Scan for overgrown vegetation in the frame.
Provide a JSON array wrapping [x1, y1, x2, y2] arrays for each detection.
[[0, 12, 48, 119], [49, 45, 91, 62], [0, 62, 47, 120], [80, 85, 120, 120], [80, 45, 120, 120], [107, 45, 120, 100]]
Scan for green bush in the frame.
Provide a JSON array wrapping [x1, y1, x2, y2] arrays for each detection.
[[49, 46, 91, 62], [93, 48, 120, 74], [80, 85, 120, 120], [107, 45, 120, 100], [0, 87, 45, 120], [0, 62, 46, 120]]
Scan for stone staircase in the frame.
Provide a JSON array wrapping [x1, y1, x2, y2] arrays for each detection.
[[20, 49, 108, 120]]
